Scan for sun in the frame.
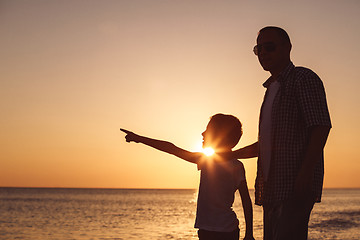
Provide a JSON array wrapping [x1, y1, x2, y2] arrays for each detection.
[[202, 147, 215, 156], [193, 142, 215, 156]]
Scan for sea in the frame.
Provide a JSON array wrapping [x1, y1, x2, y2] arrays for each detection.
[[0, 188, 359, 240]]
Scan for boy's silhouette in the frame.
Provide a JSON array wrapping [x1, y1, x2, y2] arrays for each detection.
[[121, 113, 254, 240]]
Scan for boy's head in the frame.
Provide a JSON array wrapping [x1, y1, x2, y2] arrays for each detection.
[[202, 114, 242, 151]]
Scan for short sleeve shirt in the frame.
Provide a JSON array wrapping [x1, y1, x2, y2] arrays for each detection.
[[195, 158, 246, 232], [255, 62, 332, 205]]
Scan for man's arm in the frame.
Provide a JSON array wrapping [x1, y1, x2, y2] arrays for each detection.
[[234, 142, 259, 159], [239, 181, 255, 240], [120, 128, 202, 164], [294, 125, 331, 198], [220, 142, 259, 160]]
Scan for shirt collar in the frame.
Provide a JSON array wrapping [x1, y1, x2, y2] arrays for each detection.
[[263, 62, 295, 88]]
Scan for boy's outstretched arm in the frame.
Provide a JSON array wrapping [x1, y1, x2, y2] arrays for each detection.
[[239, 180, 255, 240], [120, 128, 202, 164]]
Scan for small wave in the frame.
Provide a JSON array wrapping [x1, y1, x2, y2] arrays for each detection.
[[338, 210, 360, 218], [310, 218, 358, 230], [310, 210, 360, 230]]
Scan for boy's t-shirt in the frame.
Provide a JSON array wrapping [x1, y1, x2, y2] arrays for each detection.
[[195, 158, 246, 232]]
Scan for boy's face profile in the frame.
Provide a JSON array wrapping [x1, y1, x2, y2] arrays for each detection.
[[202, 121, 223, 151], [202, 123, 214, 149], [202, 114, 242, 152]]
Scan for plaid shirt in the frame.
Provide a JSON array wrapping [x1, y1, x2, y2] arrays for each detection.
[[255, 62, 332, 205]]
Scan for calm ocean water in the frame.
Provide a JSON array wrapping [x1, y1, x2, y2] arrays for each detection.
[[0, 188, 359, 240]]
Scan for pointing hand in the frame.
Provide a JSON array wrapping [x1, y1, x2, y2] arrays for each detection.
[[120, 128, 140, 143]]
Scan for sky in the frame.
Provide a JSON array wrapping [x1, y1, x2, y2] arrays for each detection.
[[1, 0, 360, 189]]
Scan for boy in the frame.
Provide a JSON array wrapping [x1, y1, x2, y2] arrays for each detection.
[[120, 113, 254, 240]]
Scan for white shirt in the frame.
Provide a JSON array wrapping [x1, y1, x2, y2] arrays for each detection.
[[195, 158, 245, 232], [259, 80, 280, 181]]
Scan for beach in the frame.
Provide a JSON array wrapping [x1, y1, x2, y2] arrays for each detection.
[[0, 188, 359, 239]]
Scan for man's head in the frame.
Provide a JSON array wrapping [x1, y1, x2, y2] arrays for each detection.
[[254, 26, 292, 76], [202, 114, 242, 151]]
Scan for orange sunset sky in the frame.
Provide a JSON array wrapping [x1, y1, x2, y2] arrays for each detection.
[[1, 0, 360, 189]]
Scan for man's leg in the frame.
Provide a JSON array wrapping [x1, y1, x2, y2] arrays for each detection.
[[263, 203, 282, 240], [263, 196, 315, 240], [275, 196, 315, 240]]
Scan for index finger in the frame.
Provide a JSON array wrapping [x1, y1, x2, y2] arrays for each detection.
[[120, 128, 132, 134]]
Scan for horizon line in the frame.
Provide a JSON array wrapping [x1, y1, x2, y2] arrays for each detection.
[[1, 186, 360, 190]]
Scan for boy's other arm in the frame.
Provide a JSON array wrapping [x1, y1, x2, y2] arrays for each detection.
[[120, 128, 202, 164], [239, 180, 255, 240]]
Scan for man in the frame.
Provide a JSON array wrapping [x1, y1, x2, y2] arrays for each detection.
[[231, 26, 332, 239]]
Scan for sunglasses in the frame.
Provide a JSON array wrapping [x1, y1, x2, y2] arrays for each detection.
[[253, 42, 277, 56]]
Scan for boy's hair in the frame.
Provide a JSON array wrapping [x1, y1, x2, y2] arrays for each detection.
[[209, 114, 242, 149]]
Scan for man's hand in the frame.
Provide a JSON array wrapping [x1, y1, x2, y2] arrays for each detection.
[[293, 167, 313, 200], [120, 128, 140, 143], [294, 126, 330, 200]]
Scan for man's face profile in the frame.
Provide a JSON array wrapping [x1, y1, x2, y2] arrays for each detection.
[[256, 30, 289, 73]]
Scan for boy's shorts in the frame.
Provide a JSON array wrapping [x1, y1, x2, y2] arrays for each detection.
[[197, 227, 239, 240]]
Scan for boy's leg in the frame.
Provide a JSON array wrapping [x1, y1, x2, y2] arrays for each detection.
[[198, 228, 239, 240]]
